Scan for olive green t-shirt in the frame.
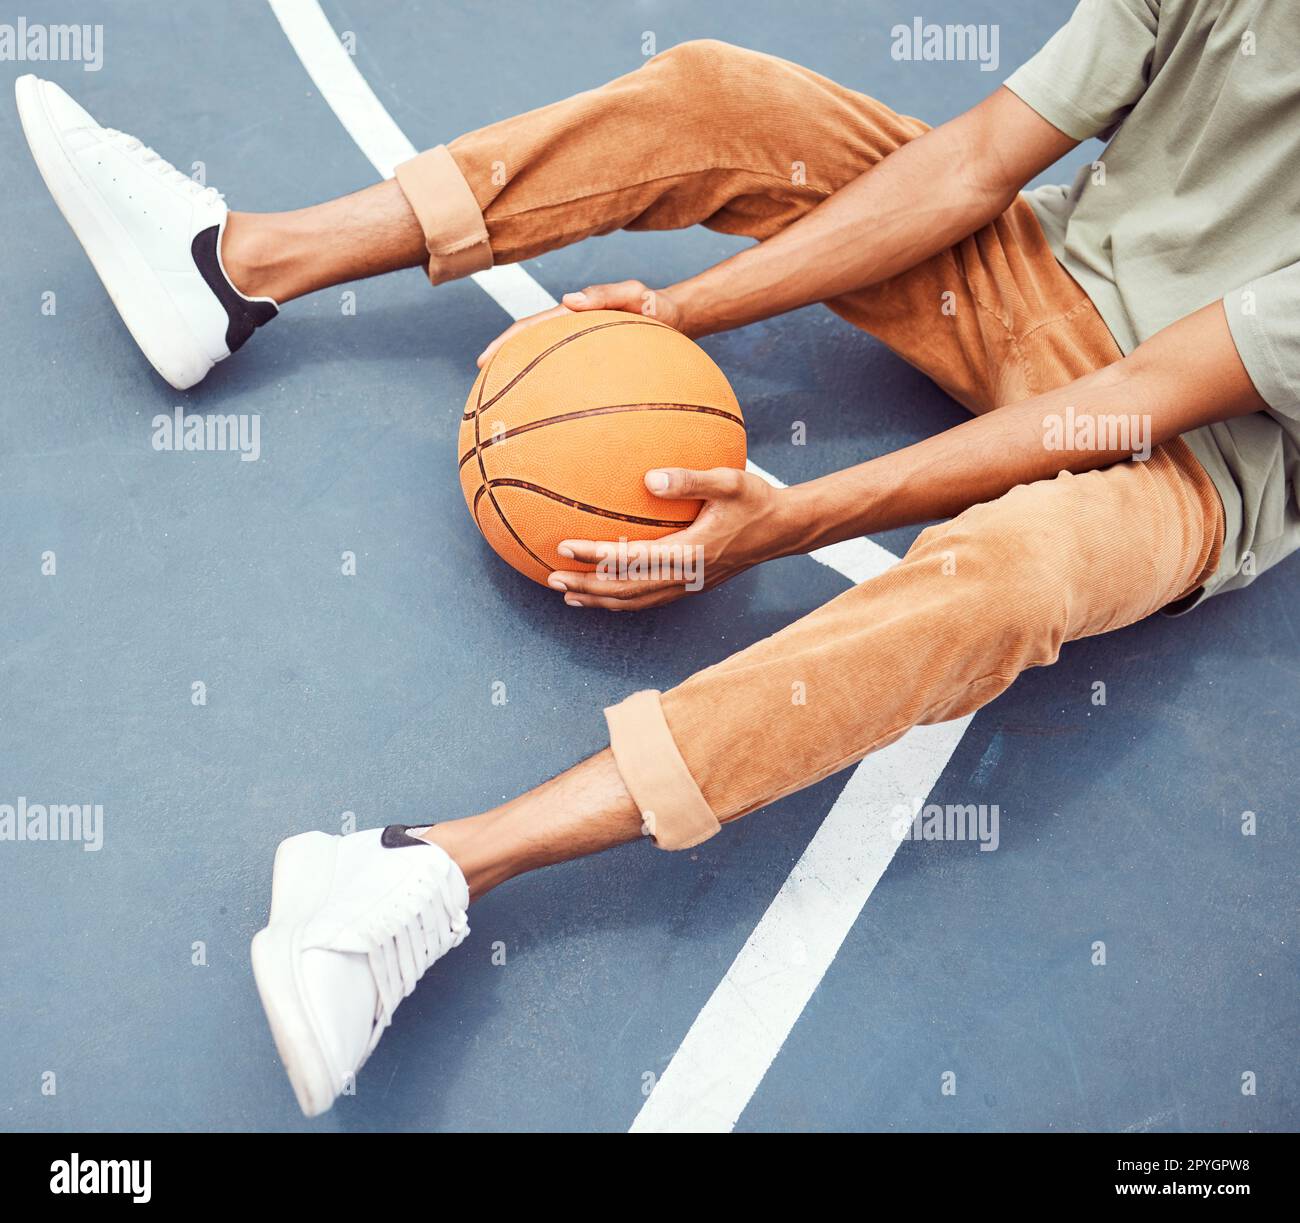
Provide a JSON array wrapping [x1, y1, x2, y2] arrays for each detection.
[[1004, 0, 1300, 601]]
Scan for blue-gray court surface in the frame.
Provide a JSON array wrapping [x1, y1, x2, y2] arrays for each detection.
[[1, 0, 1295, 1133]]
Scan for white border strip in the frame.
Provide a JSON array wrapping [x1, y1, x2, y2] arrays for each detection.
[[267, 0, 970, 1132]]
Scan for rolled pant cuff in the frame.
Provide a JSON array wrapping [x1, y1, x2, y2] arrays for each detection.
[[393, 145, 493, 285], [604, 689, 720, 851]]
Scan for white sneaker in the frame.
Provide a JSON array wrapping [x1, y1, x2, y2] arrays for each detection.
[[15, 74, 277, 390], [251, 825, 470, 1118]]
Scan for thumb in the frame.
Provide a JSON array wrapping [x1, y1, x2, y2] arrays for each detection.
[[645, 466, 745, 500], [562, 286, 609, 311]]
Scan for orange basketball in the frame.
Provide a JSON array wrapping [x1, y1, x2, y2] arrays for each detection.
[[458, 310, 747, 585]]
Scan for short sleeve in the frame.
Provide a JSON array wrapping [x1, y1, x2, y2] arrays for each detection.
[[1003, 0, 1160, 140], [1223, 264, 1300, 421]]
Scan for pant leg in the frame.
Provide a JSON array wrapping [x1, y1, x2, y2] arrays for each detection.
[[395, 39, 926, 278], [601, 211, 1224, 848], [608, 438, 1224, 849], [396, 38, 1099, 413]]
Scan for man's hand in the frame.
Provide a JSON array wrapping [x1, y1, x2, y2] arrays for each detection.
[[548, 466, 794, 610], [477, 280, 687, 367]]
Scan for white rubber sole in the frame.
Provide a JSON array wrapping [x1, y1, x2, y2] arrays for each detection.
[[250, 832, 341, 1119], [14, 74, 215, 391]]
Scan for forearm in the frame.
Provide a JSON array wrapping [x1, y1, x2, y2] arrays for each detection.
[[672, 123, 1005, 337], [670, 88, 1070, 338], [777, 301, 1265, 554]]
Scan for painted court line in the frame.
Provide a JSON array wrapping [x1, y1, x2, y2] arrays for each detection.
[[630, 716, 972, 1131], [268, 0, 971, 1132], [266, 0, 554, 320]]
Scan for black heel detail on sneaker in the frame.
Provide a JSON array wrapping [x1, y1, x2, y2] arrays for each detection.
[[191, 224, 277, 353], [381, 825, 429, 849]]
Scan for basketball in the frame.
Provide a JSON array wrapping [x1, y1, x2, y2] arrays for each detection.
[[458, 309, 747, 584]]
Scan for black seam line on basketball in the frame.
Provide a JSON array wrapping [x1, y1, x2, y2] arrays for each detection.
[[483, 479, 695, 528], [472, 484, 553, 577], [456, 401, 745, 470], [473, 349, 553, 576], [468, 320, 673, 572], [472, 478, 691, 533], [461, 318, 674, 422]]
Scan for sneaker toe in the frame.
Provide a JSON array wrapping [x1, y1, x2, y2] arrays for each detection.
[[33, 77, 100, 137]]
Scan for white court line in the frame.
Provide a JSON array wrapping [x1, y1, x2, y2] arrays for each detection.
[[266, 0, 554, 319], [629, 716, 971, 1131], [268, 0, 972, 1132]]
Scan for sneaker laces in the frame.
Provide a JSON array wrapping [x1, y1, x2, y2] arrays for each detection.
[[361, 858, 469, 1056], [103, 128, 225, 206]]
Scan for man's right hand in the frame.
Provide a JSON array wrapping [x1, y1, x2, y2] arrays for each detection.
[[476, 279, 687, 367]]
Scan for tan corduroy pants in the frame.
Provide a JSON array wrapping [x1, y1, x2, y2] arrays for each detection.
[[394, 40, 1224, 849]]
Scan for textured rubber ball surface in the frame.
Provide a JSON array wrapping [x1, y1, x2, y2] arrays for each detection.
[[458, 309, 747, 585]]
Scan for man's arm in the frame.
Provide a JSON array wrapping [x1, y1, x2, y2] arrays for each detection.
[[478, 87, 1076, 363], [552, 302, 1264, 609], [775, 300, 1265, 553], [671, 86, 1077, 337]]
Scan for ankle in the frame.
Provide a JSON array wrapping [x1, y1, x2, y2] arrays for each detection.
[[419, 812, 521, 902], [221, 211, 297, 302]]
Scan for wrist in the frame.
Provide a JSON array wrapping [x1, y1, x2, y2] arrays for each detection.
[[666, 278, 716, 339], [767, 482, 829, 558], [779, 469, 888, 556]]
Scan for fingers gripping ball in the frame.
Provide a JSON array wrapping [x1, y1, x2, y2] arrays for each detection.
[[459, 310, 747, 584]]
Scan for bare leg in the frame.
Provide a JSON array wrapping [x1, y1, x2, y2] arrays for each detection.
[[419, 749, 642, 901], [221, 180, 427, 304]]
